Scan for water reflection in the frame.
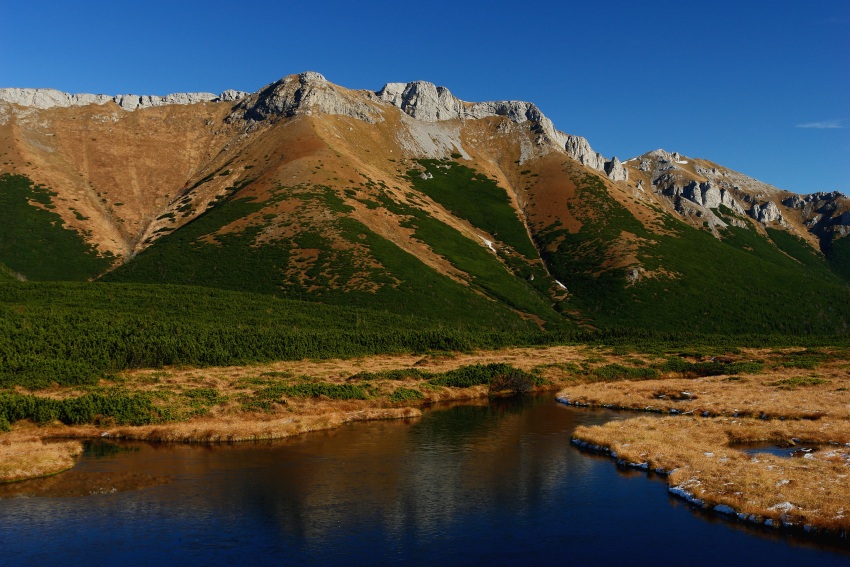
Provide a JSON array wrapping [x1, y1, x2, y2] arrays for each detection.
[[1, 396, 848, 565]]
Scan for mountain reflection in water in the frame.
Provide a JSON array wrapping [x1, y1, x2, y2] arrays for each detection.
[[1, 396, 848, 566]]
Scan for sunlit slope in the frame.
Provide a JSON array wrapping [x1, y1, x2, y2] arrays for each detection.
[[1, 73, 848, 336], [103, 117, 567, 329]]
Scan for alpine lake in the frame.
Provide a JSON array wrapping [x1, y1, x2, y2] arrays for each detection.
[[1, 395, 848, 566]]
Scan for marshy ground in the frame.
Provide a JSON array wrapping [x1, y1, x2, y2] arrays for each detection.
[[2, 344, 849, 540], [558, 347, 850, 536]]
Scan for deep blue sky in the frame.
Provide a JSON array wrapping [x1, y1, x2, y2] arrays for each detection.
[[1, 0, 847, 194]]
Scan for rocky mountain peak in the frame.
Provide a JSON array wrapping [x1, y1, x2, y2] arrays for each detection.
[[374, 79, 627, 181], [376, 80, 464, 122], [228, 71, 378, 125]]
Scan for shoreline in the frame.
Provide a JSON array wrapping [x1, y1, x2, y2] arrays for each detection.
[[4, 342, 850, 545], [568, 432, 850, 540], [0, 344, 596, 483], [1, 407, 426, 484], [557, 355, 850, 540]]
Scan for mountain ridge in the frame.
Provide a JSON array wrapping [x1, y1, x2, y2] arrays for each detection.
[[1, 71, 848, 335]]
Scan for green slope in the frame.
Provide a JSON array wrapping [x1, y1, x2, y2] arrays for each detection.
[[0, 174, 113, 280], [407, 158, 539, 258], [103, 181, 555, 330], [0, 262, 18, 281], [825, 234, 850, 282], [537, 173, 850, 335]]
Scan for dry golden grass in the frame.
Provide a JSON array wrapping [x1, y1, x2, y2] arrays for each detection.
[[574, 417, 850, 534], [565, 350, 850, 535], [120, 343, 595, 391], [0, 433, 82, 483], [44, 407, 421, 444], [557, 355, 850, 420]]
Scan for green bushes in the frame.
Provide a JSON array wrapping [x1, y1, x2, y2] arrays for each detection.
[[349, 369, 429, 381], [487, 368, 537, 395], [349, 363, 538, 394], [0, 174, 113, 281], [0, 281, 557, 389], [429, 363, 526, 388], [658, 357, 764, 377], [389, 388, 425, 402], [769, 376, 830, 390], [253, 383, 370, 401], [774, 349, 831, 370], [590, 364, 660, 381], [0, 391, 159, 426]]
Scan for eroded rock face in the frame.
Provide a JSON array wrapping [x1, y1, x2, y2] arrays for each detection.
[[750, 201, 783, 223], [377, 81, 464, 122], [230, 72, 380, 124], [605, 157, 628, 182], [679, 180, 745, 214], [376, 79, 627, 181], [563, 135, 606, 171], [0, 87, 248, 111]]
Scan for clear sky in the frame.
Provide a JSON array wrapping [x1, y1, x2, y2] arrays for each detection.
[[1, 0, 847, 194]]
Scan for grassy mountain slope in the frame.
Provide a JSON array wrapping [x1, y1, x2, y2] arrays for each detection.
[[0, 173, 113, 280], [534, 173, 850, 335], [826, 236, 850, 282], [102, 174, 560, 329], [1, 75, 847, 339]]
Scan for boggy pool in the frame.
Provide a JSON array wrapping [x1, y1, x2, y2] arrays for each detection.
[[1, 395, 848, 565]]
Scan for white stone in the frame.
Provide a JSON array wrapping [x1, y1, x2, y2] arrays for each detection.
[[0, 86, 247, 111]]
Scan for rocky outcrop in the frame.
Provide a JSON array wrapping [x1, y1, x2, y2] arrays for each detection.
[[780, 191, 850, 239], [229, 72, 379, 124], [750, 201, 783, 223], [781, 191, 844, 212], [113, 92, 218, 111], [376, 79, 627, 181], [0, 87, 249, 111], [604, 157, 628, 182], [680, 180, 745, 214], [377, 81, 552, 127], [563, 135, 607, 171], [219, 89, 250, 102], [377, 81, 464, 122]]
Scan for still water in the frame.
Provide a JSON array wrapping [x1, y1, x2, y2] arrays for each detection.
[[1, 396, 848, 566]]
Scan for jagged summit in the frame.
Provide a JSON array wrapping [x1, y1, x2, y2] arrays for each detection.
[[372, 77, 627, 180], [0, 71, 628, 181], [228, 71, 379, 124], [226, 72, 629, 181]]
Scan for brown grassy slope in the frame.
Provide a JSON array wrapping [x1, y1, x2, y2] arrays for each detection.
[[0, 100, 239, 258]]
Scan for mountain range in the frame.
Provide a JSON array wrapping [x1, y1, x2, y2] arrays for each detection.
[[1, 71, 848, 336]]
